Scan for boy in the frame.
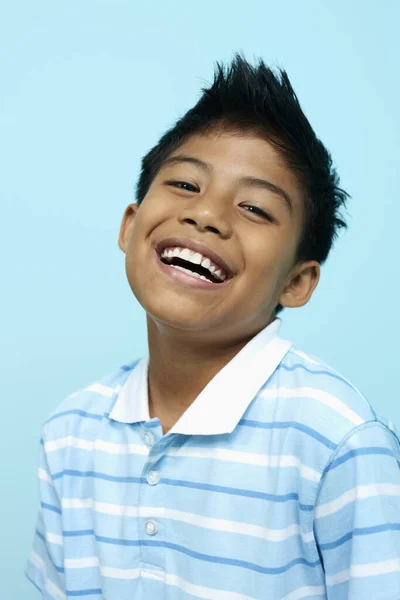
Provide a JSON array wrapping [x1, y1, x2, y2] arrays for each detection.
[[26, 55, 400, 599]]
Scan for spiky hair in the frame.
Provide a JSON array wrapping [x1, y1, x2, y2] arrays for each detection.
[[136, 53, 348, 274]]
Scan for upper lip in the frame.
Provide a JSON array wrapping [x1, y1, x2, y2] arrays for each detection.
[[155, 237, 234, 279]]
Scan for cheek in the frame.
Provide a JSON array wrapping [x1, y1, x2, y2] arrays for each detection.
[[245, 236, 290, 277], [241, 235, 296, 302], [140, 189, 172, 220]]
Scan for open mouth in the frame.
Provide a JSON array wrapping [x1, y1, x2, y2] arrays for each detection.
[[158, 247, 228, 284]]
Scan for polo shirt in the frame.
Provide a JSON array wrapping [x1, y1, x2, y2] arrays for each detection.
[[26, 318, 400, 599]]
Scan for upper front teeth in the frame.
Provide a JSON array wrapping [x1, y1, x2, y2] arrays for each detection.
[[161, 246, 227, 281]]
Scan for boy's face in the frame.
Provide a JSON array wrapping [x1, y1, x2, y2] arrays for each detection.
[[119, 131, 319, 343]]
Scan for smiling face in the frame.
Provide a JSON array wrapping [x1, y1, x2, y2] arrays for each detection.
[[118, 130, 320, 345]]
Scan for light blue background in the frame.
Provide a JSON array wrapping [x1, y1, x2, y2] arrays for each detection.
[[1, 1, 399, 597]]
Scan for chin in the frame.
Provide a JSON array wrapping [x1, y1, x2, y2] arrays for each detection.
[[127, 273, 228, 333], [145, 301, 212, 332]]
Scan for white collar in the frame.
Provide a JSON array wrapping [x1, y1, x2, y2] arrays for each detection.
[[109, 318, 292, 435]]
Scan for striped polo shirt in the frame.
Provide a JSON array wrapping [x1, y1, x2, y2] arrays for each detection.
[[26, 318, 400, 599]]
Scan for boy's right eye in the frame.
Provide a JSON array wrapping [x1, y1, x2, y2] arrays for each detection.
[[165, 180, 199, 193]]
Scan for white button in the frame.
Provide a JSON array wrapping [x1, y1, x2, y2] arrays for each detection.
[[147, 471, 160, 485], [143, 432, 155, 447], [144, 520, 158, 535]]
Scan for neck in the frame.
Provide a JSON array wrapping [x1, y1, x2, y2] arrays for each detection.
[[146, 316, 271, 430]]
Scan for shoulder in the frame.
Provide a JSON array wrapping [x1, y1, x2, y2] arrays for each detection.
[[268, 344, 380, 447], [40, 359, 140, 442], [261, 343, 400, 496]]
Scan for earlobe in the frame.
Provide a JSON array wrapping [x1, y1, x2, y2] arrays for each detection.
[[278, 261, 320, 309], [118, 203, 139, 254]]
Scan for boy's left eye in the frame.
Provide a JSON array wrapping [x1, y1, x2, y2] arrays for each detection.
[[242, 205, 274, 222], [165, 180, 199, 193]]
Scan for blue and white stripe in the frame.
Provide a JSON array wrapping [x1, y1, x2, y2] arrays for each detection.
[[26, 319, 400, 599]]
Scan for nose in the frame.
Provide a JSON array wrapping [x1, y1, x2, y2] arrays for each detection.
[[178, 193, 232, 238]]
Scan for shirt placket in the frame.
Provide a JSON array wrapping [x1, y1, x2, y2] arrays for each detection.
[[139, 421, 169, 573]]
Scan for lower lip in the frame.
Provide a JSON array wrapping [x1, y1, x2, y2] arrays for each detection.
[[155, 251, 230, 290]]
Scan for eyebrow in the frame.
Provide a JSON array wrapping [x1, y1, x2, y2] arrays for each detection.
[[162, 155, 293, 213]]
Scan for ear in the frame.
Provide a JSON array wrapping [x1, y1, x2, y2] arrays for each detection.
[[118, 203, 140, 254], [278, 260, 320, 309]]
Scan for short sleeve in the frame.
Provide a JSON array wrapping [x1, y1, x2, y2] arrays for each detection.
[[314, 420, 400, 599], [25, 433, 66, 599]]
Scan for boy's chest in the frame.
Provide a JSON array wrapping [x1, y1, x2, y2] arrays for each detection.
[[60, 426, 323, 599]]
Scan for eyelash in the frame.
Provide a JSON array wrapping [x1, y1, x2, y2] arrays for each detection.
[[165, 180, 199, 192], [242, 205, 274, 222], [165, 180, 274, 223]]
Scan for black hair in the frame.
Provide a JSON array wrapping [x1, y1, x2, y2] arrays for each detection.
[[136, 53, 349, 313]]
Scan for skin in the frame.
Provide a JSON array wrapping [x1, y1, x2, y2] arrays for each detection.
[[118, 130, 320, 433]]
